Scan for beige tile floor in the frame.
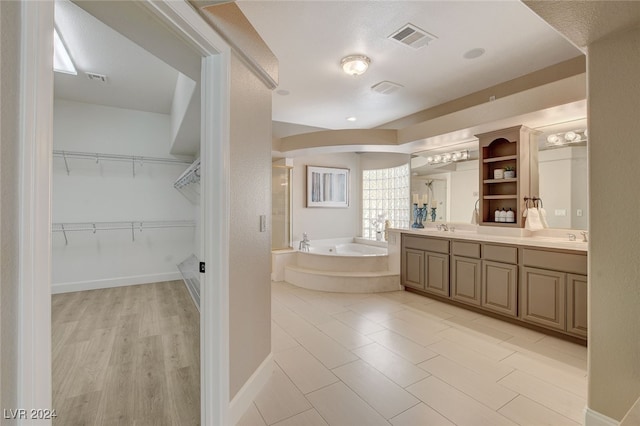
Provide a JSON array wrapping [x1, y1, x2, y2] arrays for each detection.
[[237, 282, 587, 426]]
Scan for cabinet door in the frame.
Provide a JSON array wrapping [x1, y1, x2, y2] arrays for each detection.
[[567, 274, 588, 338], [482, 261, 518, 317], [425, 252, 450, 297], [402, 248, 424, 290], [521, 267, 566, 331], [451, 256, 481, 306]]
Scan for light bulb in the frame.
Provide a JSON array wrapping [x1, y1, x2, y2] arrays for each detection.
[[547, 134, 560, 145], [565, 131, 577, 141]]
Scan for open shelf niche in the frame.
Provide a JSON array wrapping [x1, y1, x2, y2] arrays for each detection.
[[476, 125, 539, 227]]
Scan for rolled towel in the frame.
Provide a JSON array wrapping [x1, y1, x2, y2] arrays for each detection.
[[471, 208, 479, 224], [524, 207, 544, 231]]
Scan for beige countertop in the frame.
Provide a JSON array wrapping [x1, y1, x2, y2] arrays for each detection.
[[391, 227, 588, 252]]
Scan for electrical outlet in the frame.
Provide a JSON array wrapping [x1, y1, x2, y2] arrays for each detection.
[[577, 209, 583, 217]]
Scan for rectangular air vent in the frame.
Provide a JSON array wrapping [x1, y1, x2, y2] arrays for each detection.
[[86, 72, 107, 83], [388, 23, 437, 49], [371, 81, 403, 95]]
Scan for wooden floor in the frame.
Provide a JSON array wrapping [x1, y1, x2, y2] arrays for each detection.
[[52, 281, 200, 426]]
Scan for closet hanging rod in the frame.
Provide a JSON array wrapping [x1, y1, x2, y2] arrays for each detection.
[[53, 150, 193, 176], [52, 220, 196, 244]]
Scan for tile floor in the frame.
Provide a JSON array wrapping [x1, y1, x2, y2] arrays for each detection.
[[237, 281, 587, 426]]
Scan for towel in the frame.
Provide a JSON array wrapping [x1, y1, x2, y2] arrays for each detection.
[[524, 207, 544, 231], [471, 208, 479, 224], [538, 206, 549, 228]]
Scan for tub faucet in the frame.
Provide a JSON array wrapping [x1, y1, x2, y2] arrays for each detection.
[[299, 233, 310, 252], [437, 223, 449, 231], [581, 231, 589, 242]]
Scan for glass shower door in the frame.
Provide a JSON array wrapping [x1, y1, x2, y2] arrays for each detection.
[[272, 165, 292, 250]]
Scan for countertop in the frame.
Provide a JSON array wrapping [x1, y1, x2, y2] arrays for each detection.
[[390, 227, 588, 252]]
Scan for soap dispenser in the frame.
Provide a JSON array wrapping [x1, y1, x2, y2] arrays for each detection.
[[499, 208, 507, 222], [506, 208, 515, 223], [494, 208, 500, 222]]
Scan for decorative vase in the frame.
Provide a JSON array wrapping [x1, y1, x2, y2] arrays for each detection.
[[504, 170, 515, 179], [376, 231, 383, 241], [494, 168, 505, 179]]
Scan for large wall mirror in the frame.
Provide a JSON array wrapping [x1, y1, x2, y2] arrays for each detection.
[[411, 118, 588, 230]]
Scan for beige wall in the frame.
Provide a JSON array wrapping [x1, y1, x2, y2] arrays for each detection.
[[228, 53, 273, 399], [588, 25, 640, 421], [0, 0, 21, 415]]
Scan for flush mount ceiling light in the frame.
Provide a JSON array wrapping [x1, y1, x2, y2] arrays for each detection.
[[341, 55, 371, 76], [53, 28, 77, 75]]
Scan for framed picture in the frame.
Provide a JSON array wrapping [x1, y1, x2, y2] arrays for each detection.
[[306, 166, 349, 208]]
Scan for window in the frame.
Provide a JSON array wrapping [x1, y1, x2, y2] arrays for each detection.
[[362, 164, 411, 239]]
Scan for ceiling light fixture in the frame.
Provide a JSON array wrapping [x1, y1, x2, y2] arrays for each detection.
[[426, 150, 469, 165], [546, 129, 587, 147], [341, 55, 371, 76], [53, 28, 77, 75]]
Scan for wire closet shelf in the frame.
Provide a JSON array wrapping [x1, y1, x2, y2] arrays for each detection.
[[53, 150, 194, 177], [52, 220, 196, 245]]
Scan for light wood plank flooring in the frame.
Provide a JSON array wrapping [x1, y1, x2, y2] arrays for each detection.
[[237, 281, 587, 426], [52, 281, 200, 426]]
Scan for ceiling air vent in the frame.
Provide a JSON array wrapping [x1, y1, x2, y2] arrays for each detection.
[[86, 72, 107, 83], [388, 23, 437, 49], [371, 81, 403, 95]]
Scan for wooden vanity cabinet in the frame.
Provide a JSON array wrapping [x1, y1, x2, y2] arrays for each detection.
[[520, 248, 588, 337], [481, 244, 518, 317], [451, 241, 482, 306], [401, 235, 450, 296]]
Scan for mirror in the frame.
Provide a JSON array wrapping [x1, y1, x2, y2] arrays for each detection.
[[411, 118, 588, 230]]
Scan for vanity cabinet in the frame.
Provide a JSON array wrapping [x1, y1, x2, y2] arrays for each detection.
[[401, 235, 450, 296], [481, 244, 518, 317], [520, 248, 588, 337], [401, 233, 587, 341], [451, 241, 481, 306], [476, 125, 538, 228]]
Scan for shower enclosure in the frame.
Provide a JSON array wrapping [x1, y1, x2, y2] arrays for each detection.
[[272, 165, 292, 250]]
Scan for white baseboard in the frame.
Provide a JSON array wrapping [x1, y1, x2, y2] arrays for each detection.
[[229, 353, 274, 425], [51, 272, 183, 294], [585, 407, 620, 426]]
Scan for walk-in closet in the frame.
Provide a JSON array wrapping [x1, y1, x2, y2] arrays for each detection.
[[51, 1, 201, 423]]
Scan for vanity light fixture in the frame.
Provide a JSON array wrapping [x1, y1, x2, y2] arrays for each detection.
[[546, 129, 587, 147], [341, 55, 371, 76], [426, 150, 469, 165]]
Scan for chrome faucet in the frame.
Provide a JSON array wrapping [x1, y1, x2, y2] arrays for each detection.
[[299, 232, 310, 252], [437, 223, 449, 232], [581, 231, 589, 242], [568, 233, 576, 241]]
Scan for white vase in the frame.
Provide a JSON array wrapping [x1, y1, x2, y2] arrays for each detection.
[[504, 170, 515, 179], [376, 231, 382, 241], [494, 168, 505, 179]]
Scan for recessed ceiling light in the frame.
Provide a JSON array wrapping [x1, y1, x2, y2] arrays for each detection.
[[276, 89, 290, 96], [346, 116, 357, 122], [340, 55, 370, 76], [463, 48, 486, 59]]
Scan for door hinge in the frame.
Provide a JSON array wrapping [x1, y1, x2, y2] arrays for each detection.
[[199, 262, 206, 273]]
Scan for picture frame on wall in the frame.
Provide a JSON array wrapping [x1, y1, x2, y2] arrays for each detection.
[[306, 166, 349, 208]]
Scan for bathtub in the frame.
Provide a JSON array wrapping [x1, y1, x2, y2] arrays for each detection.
[[279, 238, 401, 293]]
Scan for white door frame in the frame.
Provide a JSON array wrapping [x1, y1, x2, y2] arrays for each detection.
[[19, 1, 231, 424]]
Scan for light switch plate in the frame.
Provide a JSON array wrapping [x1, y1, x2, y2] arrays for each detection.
[[554, 209, 567, 217]]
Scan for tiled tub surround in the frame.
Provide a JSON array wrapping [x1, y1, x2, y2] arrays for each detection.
[[388, 226, 588, 341], [274, 238, 401, 293]]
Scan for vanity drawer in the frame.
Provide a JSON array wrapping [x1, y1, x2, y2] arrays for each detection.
[[483, 244, 518, 264], [522, 249, 587, 275], [403, 235, 449, 254], [452, 241, 481, 258]]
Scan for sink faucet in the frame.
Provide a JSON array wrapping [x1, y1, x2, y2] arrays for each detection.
[[581, 231, 589, 242], [567, 233, 576, 241], [437, 224, 449, 231], [299, 232, 310, 252]]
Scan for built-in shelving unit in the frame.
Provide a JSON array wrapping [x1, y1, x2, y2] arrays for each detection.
[[476, 125, 538, 227]]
